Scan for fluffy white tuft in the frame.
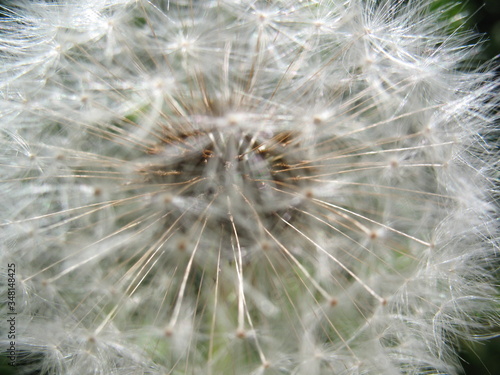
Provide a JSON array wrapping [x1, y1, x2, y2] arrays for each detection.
[[1, 1, 499, 374]]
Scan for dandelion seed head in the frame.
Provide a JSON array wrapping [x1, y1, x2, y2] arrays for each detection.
[[0, 0, 498, 374]]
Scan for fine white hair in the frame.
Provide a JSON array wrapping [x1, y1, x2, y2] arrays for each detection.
[[1, 1, 498, 374]]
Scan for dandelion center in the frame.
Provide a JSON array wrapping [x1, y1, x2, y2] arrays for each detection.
[[138, 127, 313, 254]]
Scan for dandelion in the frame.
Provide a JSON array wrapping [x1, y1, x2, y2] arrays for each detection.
[[0, 0, 498, 374]]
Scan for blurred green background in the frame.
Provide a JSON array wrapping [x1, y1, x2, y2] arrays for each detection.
[[442, 2, 500, 375], [432, 0, 500, 63], [463, 0, 500, 62]]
